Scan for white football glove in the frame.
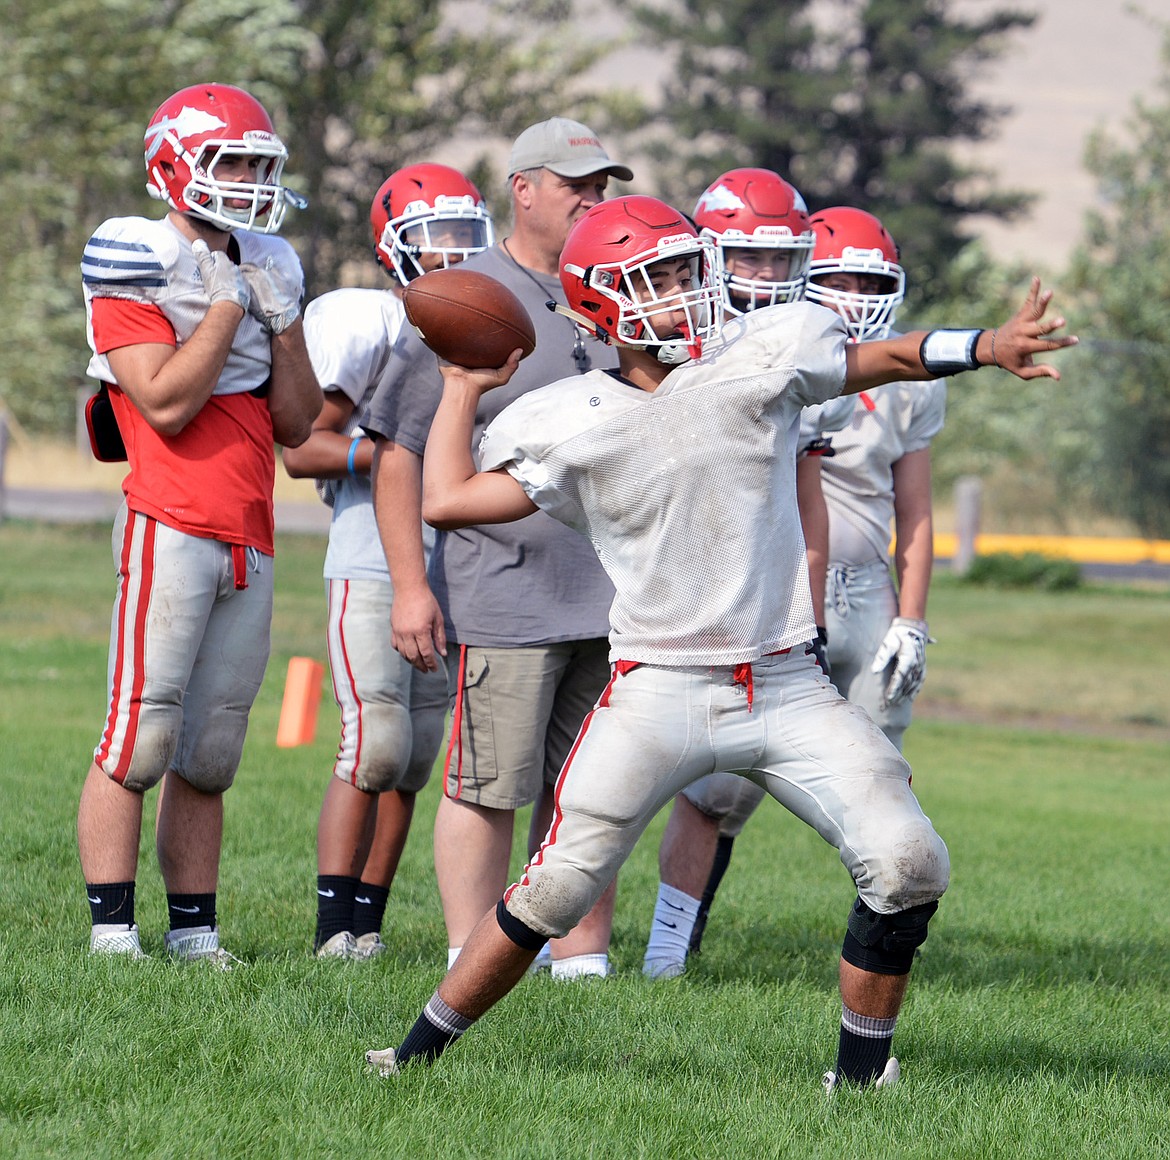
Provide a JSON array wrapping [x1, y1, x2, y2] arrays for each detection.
[[191, 239, 250, 311], [239, 258, 301, 335], [870, 617, 934, 708]]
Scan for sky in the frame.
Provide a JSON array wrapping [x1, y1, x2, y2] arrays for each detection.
[[587, 0, 1165, 272]]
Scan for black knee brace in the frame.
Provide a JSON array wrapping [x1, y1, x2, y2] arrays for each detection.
[[841, 898, 938, 976], [495, 899, 550, 952]]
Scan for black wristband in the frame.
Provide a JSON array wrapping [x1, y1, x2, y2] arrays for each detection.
[[919, 329, 983, 376]]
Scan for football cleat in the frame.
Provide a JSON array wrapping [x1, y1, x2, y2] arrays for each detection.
[[822, 1056, 900, 1095], [642, 956, 686, 980], [165, 927, 242, 970], [366, 1047, 400, 1077], [316, 930, 358, 959], [90, 923, 149, 959], [352, 932, 387, 960]]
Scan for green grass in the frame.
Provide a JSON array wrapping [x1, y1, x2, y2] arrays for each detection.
[[1, 522, 1168, 1157]]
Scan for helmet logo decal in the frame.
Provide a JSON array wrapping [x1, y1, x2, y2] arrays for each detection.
[[144, 107, 228, 160], [241, 129, 279, 149], [694, 185, 746, 213]]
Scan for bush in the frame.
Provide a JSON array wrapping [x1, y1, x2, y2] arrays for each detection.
[[960, 552, 1083, 591]]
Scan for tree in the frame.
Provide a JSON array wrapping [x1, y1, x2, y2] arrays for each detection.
[[622, 0, 1036, 303], [282, 0, 625, 294], [0, 0, 624, 435], [0, 0, 313, 433], [1062, 25, 1170, 537]]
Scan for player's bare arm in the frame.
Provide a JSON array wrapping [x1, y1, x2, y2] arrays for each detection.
[[890, 448, 934, 622], [372, 438, 447, 672], [844, 276, 1078, 393], [281, 394, 368, 478], [104, 304, 244, 436], [267, 319, 323, 448], [796, 455, 829, 625], [422, 355, 537, 531]]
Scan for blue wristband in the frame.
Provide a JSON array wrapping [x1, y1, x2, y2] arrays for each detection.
[[347, 436, 364, 477]]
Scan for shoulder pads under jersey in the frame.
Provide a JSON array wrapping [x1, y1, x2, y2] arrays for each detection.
[[81, 217, 182, 303]]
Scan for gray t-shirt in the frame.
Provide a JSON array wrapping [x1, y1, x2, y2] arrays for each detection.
[[363, 243, 616, 647]]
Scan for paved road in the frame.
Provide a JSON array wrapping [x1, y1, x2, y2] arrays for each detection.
[[3, 486, 1169, 583], [2, 487, 331, 535]]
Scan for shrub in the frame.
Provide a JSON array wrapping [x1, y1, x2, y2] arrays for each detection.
[[960, 552, 1083, 591]]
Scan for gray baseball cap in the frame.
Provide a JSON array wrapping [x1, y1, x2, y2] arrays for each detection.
[[507, 117, 633, 182]]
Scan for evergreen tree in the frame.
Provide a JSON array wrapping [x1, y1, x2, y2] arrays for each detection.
[[624, 0, 1035, 301], [0, 0, 619, 434]]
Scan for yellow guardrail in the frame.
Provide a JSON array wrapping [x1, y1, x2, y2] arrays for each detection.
[[932, 533, 1170, 565]]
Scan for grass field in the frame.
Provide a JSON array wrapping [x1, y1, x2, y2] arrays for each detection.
[[1, 522, 1167, 1158]]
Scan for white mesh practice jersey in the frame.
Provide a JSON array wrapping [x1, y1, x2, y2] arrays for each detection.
[[302, 287, 418, 580], [480, 301, 850, 665], [800, 393, 855, 454], [82, 215, 303, 396], [821, 378, 947, 566]]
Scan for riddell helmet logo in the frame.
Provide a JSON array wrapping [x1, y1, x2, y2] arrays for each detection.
[[145, 106, 228, 159], [695, 185, 746, 213]]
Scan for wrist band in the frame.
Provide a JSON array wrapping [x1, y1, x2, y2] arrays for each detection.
[[347, 436, 364, 477], [919, 329, 983, 376]]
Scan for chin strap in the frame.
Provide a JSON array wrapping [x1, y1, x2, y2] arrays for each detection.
[[549, 302, 699, 364], [651, 343, 692, 366], [548, 301, 604, 336], [652, 322, 700, 365]]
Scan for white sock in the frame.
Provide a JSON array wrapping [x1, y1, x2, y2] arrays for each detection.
[[551, 952, 610, 980], [447, 945, 461, 969], [643, 882, 700, 979], [528, 943, 553, 973]]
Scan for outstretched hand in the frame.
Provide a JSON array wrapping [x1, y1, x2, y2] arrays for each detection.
[[980, 277, 1078, 381]]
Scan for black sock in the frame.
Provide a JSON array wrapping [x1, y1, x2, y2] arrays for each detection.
[[167, 892, 217, 931], [353, 882, 390, 938], [689, 834, 736, 955], [86, 881, 136, 926], [834, 1005, 897, 1084], [315, 875, 358, 949], [396, 991, 474, 1066]]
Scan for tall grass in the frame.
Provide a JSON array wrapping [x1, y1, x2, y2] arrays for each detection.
[[1, 523, 1166, 1157]]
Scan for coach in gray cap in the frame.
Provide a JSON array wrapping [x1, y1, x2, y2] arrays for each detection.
[[363, 114, 631, 980], [507, 116, 634, 181]]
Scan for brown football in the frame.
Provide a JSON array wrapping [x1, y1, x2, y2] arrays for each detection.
[[403, 267, 537, 368]]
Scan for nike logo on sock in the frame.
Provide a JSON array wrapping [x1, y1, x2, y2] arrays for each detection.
[[170, 904, 201, 914], [355, 896, 372, 905], [656, 919, 678, 929], [318, 889, 335, 898], [664, 899, 687, 911], [88, 895, 102, 905]]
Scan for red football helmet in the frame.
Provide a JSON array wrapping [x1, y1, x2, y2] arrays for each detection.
[[805, 207, 906, 341], [370, 163, 495, 284], [693, 168, 814, 313], [143, 83, 304, 234], [560, 196, 722, 364]]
